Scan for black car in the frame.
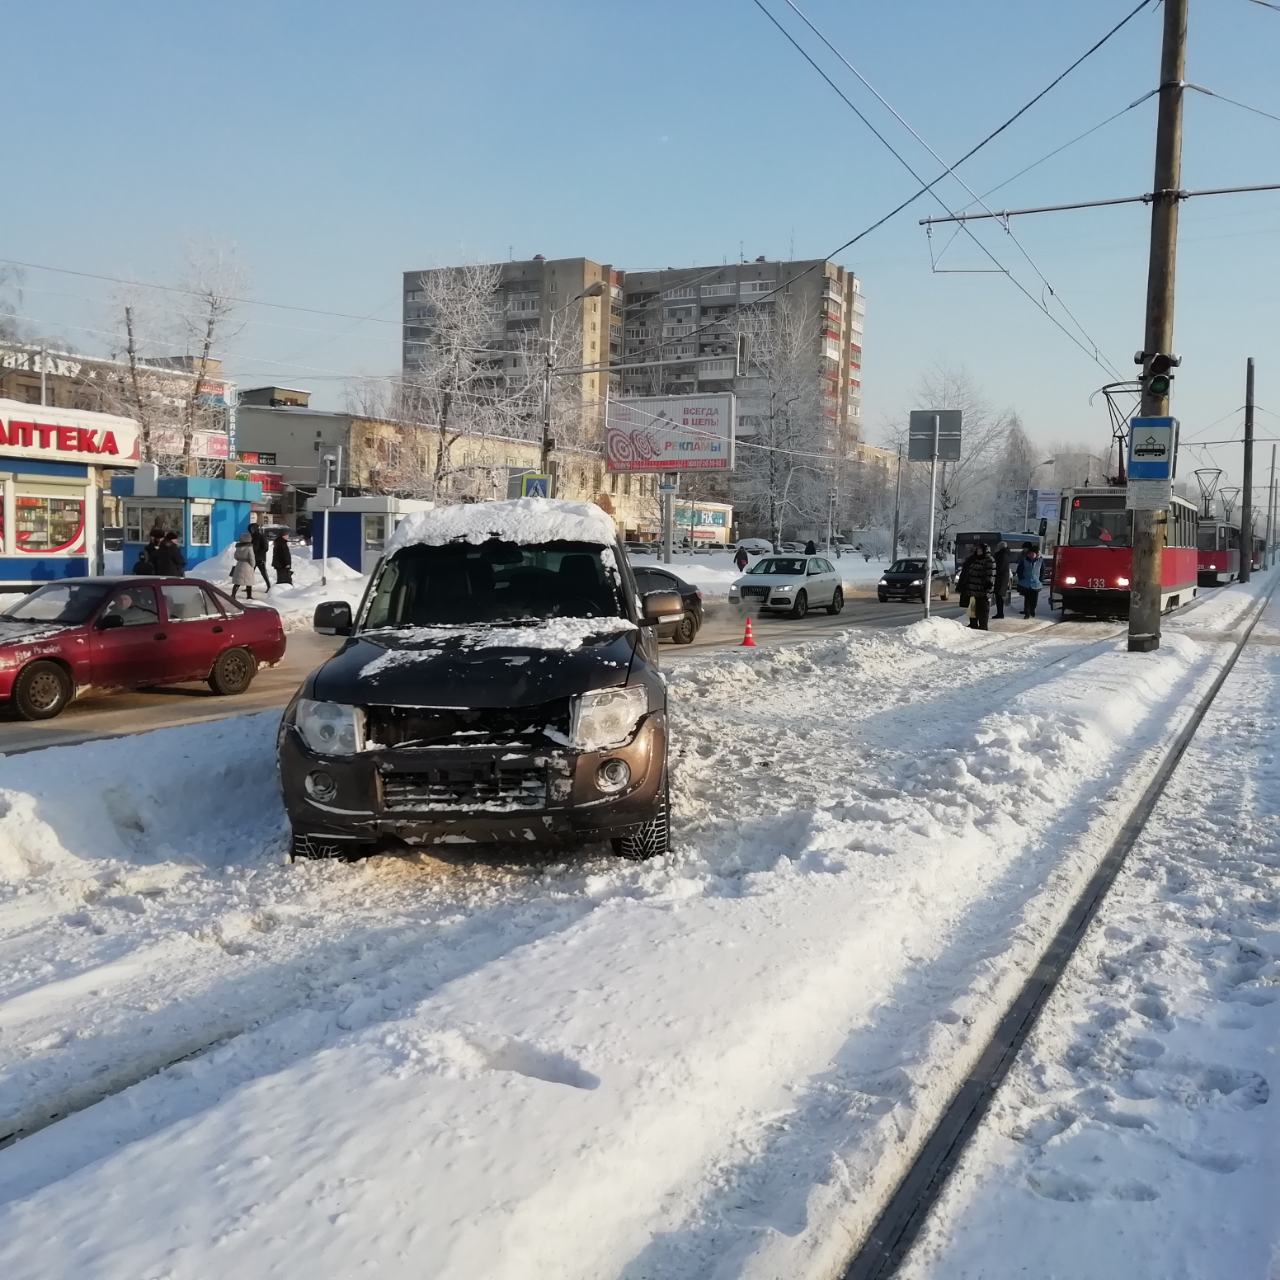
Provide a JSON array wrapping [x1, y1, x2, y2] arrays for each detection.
[[877, 558, 952, 603], [278, 501, 685, 862], [632, 565, 702, 644]]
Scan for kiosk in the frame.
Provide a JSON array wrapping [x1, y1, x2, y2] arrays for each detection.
[[305, 494, 434, 575], [110, 473, 264, 574], [0, 399, 140, 592]]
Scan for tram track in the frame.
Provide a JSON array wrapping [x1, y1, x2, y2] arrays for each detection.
[[840, 577, 1280, 1280]]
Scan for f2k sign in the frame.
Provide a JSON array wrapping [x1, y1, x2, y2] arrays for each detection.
[[0, 403, 142, 467]]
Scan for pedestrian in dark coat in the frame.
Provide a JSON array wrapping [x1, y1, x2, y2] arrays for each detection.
[[272, 531, 294, 585], [248, 522, 271, 592], [133, 529, 164, 574], [993, 540, 1011, 619], [804, 539, 818, 555], [153, 531, 186, 577], [734, 546, 750, 571], [958, 541, 997, 630]]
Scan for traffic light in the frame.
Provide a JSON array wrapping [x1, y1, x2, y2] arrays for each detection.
[[1134, 350, 1181, 398]]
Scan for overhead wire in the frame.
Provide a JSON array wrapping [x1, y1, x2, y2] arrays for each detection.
[[1186, 82, 1280, 127], [768, 0, 1128, 380]]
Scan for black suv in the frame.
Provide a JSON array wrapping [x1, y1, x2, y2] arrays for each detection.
[[278, 501, 684, 861]]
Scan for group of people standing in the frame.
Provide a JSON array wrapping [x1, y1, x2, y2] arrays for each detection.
[[230, 523, 293, 600], [957, 539, 1045, 630], [133, 530, 186, 577]]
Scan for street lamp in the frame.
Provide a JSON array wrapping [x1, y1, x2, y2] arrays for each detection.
[[541, 280, 606, 479], [1024, 457, 1056, 530]]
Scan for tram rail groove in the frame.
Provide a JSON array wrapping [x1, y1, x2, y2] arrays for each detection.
[[842, 580, 1279, 1280]]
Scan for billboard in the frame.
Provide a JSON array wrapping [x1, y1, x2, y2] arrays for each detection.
[[606, 393, 735, 473]]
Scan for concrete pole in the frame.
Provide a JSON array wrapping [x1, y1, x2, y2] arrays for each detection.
[[1129, 0, 1187, 653], [1240, 357, 1255, 582], [1269, 444, 1277, 567]]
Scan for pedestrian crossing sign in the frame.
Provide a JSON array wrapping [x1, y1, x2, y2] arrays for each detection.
[[521, 474, 551, 498]]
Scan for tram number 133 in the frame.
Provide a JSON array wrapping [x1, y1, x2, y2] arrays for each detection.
[[1087, 577, 1108, 589]]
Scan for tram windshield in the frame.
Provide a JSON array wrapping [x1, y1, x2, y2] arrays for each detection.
[[1197, 525, 1218, 551], [1067, 497, 1130, 547]]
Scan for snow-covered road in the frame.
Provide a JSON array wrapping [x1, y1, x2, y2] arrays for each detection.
[[901, 586, 1280, 1280], [0, 582, 1268, 1279]]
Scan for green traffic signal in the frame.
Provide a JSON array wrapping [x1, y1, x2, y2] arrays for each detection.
[[1148, 372, 1172, 396]]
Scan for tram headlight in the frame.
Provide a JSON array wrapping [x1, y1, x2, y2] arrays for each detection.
[[1116, 576, 1130, 587], [1063, 575, 1077, 585]]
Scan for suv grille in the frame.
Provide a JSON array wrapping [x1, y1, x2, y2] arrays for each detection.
[[365, 701, 570, 752], [381, 763, 547, 813]]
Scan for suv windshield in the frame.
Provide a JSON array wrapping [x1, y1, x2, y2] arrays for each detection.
[[3, 581, 109, 625], [748, 557, 807, 576], [362, 540, 623, 629]]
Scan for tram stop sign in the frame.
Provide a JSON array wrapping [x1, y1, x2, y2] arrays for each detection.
[[1126, 416, 1178, 511], [907, 409, 963, 462]]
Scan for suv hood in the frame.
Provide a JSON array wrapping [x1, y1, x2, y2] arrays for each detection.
[[310, 619, 640, 709]]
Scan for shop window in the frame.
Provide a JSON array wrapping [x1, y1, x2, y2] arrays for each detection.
[[364, 514, 388, 551], [190, 507, 212, 546], [15, 496, 86, 554], [125, 503, 181, 543]]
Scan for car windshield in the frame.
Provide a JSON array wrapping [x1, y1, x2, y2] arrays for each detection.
[[890, 559, 925, 573], [747, 557, 807, 576], [361, 539, 624, 629], [2, 581, 109, 625]]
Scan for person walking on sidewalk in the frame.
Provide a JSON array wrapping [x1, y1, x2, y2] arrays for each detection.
[[734, 545, 750, 571], [248, 522, 272, 592], [230, 534, 258, 600], [1016, 542, 1045, 618], [272, 530, 294, 585], [992, 539, 1011, 620], [958, 541, 997, 630]]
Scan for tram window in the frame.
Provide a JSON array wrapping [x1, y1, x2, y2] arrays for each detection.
[[1069, 503, 1130, 546]]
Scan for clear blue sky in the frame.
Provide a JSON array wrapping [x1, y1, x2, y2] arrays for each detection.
[[8, 0, 1280, 491]]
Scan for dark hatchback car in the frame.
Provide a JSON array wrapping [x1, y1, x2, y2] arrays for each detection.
[[632, 565, 702, 644], [876, 558, 952, 603], [0, 577, 286, 720], [278, 500, 684, 862]]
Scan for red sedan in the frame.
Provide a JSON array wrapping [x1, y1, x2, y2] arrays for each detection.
[[0, 577, 287, 720]]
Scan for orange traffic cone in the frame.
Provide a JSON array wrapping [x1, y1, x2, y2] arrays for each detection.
[[741, 616, 757, 647]]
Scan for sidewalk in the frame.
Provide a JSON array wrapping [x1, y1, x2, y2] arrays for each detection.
[[902, 591, 1280, 1280]]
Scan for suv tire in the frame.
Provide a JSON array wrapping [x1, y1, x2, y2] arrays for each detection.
[[612, 778, 670, 860], [827, 587, 844, 615], [790, 590, 808, 620]]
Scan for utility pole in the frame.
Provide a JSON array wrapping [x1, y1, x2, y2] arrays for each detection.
[[890, 445, 903, 560], [1129, 0, 1187, 653], [1269, 444, 1277, 568], [1240, 357, 1255, 582], [923, 415, 940, 622], [39, 344, 48, 406]]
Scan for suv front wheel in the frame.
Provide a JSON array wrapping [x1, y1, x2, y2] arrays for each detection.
[[612, 776, 670, 860]]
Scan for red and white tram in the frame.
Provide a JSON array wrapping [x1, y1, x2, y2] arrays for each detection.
[[1196, 519, 1241, 586], [1052, 488, 1199, 616]]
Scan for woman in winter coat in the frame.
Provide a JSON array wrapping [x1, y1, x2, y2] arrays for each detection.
[[1016, 543, 1045, 618], [957, 542, 997, 631], [272, 530, 294, 585], [230, 533, 258, 600], [734, 546, 750, 571]]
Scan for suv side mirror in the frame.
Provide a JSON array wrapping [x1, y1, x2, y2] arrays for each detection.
[[97, 613, 125, 631], [641, 590, 683, 625], [314, 600, 353, 636]]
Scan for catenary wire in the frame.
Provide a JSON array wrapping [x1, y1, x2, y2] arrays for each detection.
[[1186, 82, 1280, 127], [771, 0, 1127, 380]]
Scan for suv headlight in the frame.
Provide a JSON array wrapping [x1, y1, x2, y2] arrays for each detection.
[[910, 578, 923, 586], [571, 686, 648, 751], [295, 699, 365, 755], [774, 583, 794, 592]]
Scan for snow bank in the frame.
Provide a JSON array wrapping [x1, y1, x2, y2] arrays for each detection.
[[189, 544, 367, 631], [387, 497, 618, 554], [0, 603, 1259, 1280]]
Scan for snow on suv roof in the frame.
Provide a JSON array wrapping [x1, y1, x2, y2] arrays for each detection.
[[386, 497, 619, 553]]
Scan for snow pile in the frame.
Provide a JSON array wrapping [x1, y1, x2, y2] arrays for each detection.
[[189, 544, 367, 631], [0, 605, 1261, 1279], [360, 618, 637, 674], [902, 590, 1280, 1280], [387, 497, 618, 554]]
